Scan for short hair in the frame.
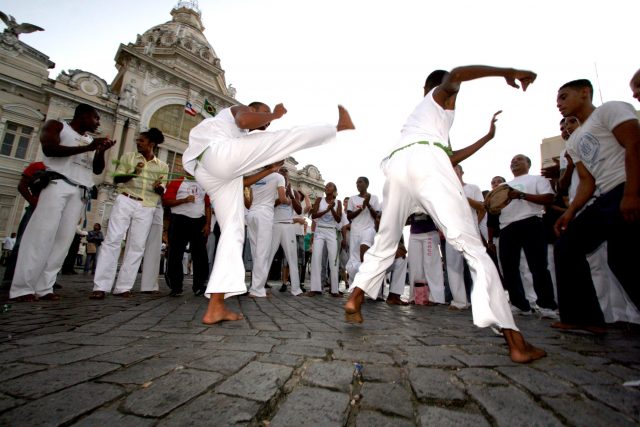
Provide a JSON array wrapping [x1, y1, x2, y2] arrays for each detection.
[[73, 103, 96, 119], [357, 176, 369, 185], [559, 79, 593, 100], [492, 176, 506, 183], [140, 127, 164, 145], [248, 101, 269, 110], [515, 154, 532, 167], [424, 70, 448, 90]]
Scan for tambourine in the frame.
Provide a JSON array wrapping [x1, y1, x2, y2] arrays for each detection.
[[484, 185, 512, 215]]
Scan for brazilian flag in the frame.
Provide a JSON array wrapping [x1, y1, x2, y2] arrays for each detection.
[[204, 98, 216, 116]]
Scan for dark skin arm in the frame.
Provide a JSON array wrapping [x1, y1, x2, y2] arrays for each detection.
[[450, 111, 501, 166], [507, 189, 554, 205], [203, 205, 212, 237], [244, 187, 253, 209], [243, 161, 284, 187], [231, 104, 287, 130], [40, 120, 115, 174], [290, 189, 302, 215], [557, 152, 575, 193], [347, 193, 379, 221], [613, 119, 640, 222], [18, 174, 38, 206], [314, 199, 342, 222], [554, 162, 596, 236]]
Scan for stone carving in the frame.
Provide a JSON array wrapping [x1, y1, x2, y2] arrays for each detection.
[[120, 82, 139, 111], [0, 12, 43, 37], [227, 84, 236, 98]]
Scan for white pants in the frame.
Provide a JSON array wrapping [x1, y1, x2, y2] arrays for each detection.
[[10, 181, 85, 298], [140, 205, 163, 292], [445, 241, 469, 308], [347, 227, 373, 286], [311, 226, 339, 293], [194, 124, 336, 298], [388, 256, 408, 296], [349, 144, 517, 330], [589, 243, 640, 324], [408, 231, 445, 303], [247, 208, 275, 297], [269, 222, 302, 295], [93, 195, 154, 293]]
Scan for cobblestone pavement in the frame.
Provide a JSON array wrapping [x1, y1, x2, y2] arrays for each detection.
[[0, 272, 639, 426]]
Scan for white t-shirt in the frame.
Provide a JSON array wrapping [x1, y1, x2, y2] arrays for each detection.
[[499, 175, 553, 229], [566, 101, 638, 195], [183, 107, 247, 175], [43, 121, 95, 188], [170, 179, 207, 219], [250, 172, 285, 213], [3, 236, 16, 250], [274, 201, 294, 222], [463, 183, 483, 217], [347, 194, 381, 232], [316, 198, 340, 228]]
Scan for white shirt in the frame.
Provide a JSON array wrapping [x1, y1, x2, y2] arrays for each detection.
[[3, 236, 16, 250], [499, 175, 553, 229], [566, 101, 638, 195], [183, 107, 247, 175], [394, 88, 455, 152], [316, 198, 340, 228], [170, 179, 207, 219], [43, 121, 95, 188], [250, 172, 285, 213], [347, 194, 381, 232]]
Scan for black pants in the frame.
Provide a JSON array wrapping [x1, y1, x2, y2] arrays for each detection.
[[555, 183, 639, 326], [499, 216, 557, 311], [167, 214, 209, 293]]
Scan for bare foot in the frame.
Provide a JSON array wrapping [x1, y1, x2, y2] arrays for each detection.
[[503, 329, 546, 363], [344, 287, 364, 323], [202, 293, 244, 325], [337, 105, 355, 131]]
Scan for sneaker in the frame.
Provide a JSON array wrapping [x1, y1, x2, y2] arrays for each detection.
[[511, 305, 534, 316], [279, 283, 287, 293], [169, 290, 183, 297], [533, 305, 560, 320]]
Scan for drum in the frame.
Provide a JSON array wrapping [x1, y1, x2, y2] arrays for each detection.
[[484, 185, 512, 215]]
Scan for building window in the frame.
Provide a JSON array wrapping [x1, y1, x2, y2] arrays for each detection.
[[0, 195, 14, 235], [1, 122, 33, 159], [165, 150, 184, 177], [148, 105, 203, 142]]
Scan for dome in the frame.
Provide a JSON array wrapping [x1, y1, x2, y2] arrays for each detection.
[[134, 1, 221, 67]]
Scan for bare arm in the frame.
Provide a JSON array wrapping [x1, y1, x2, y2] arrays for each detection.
[[243, 162, 283, 187], [554, 162, 596, 236], [310, 197, 322, 219], [434, 66, 536, 108], [231, 104, 287, 130], [450, 111, 501, 166], [613, 119, 640, 222], [557, 152, 575, 193], [203, 205, 212, 236], [507, 190, 554, 206], [290, 189, 302, 215]]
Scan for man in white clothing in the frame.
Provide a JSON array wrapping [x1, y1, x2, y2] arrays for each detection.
[[183, 102, 354, 324], [344, 65, 546, 363], [10, 104, 115, 302], [248, 164, 288, 297], [346, 177, 380, 287]]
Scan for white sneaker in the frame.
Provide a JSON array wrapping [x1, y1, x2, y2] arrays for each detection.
[[510, 305, 534, 316], [532, 305, 560, 320]]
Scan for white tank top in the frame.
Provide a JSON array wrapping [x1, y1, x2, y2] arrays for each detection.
[[43, 121, 95, 187], [316, 198, 339, 228], [395, 88, 455, 151]]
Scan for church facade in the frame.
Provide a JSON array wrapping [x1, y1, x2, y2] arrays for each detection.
[[0, 2, 326, 238]]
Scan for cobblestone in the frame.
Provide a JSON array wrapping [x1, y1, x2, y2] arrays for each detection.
[[0, 275, 639, 425]]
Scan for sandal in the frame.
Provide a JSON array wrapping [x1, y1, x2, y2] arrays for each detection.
[[89, 291, 106, 300], [113, 291, 133, 298]]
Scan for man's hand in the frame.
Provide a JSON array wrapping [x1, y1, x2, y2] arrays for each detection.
[[487, 110, 502, 139], [620, 194, 640, 223], [134, 162, 145, 175], [505, 69, 537, 91], [328, 201, 335, 210], [153, 178, 164, 195], [93, 137, 116, 153], [554, 210, 575, 237], [363, 193, 371, 207], [541, 158, 560, 179], [202, 223, 211, 237], [273, 103, 287, 119], [508, 190, 524, 200], [268, 160, 285, 173], [183, 195, 195, 204]]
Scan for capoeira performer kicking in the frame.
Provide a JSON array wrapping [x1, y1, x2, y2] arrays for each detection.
[[183, 102, 354, 324], [344, 65, 546, 363]]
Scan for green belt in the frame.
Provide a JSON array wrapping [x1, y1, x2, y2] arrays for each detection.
[[385, 140, 453, 160]]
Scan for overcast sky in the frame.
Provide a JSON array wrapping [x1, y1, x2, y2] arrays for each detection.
[[3, 0, 638, 198]]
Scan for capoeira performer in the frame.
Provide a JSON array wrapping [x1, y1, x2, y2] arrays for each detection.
[[407, 213, 445, 304], [346, 177, 381, 287], [344, 65, 546, 363], [267, 166, 304, 296], [183, 102, 354, 324], [246, 163, 287, 297]]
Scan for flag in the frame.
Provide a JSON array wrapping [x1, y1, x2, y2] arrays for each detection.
[[184, 102, 197, 116], [203, 98, 216, 116]]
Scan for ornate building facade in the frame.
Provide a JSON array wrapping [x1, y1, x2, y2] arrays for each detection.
[[0, 1, 325, 238]]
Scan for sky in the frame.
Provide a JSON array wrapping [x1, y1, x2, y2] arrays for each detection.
[[3, 0, 639, 199]]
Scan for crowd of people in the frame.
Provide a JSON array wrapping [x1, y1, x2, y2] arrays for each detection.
[[3, 65, 639, 364]]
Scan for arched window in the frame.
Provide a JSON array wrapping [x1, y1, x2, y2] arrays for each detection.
[[148, 104, 204, 142]]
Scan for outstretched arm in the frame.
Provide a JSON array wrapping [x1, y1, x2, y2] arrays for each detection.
[[434, 66, 536, 108], [242, 161, 283, 187], [450, 111, 501, 166]]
